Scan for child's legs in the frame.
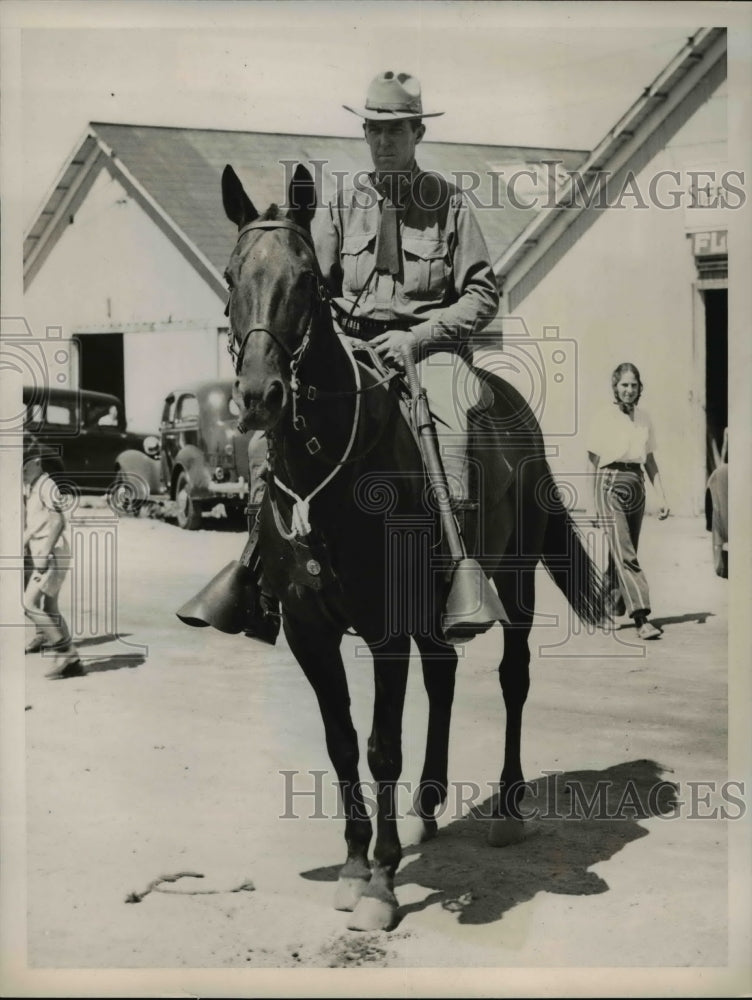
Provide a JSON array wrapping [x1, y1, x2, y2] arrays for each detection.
[[24, 559, 73, 648]]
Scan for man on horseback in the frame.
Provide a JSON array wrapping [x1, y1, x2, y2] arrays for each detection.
[[241, 71, 500, 643], [182, 71, 502, 645], [317, 70, 500, 509]]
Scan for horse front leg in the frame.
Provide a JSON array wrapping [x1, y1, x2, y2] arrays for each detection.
[[283, 616, 372, 911], [348, 639, 410, 932], [488, 565, 534, 847], [401, 633, 457, 845]]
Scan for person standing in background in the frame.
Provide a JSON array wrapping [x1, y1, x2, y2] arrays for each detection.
[[587, 363, 669, 641], [23, 440, 84, 678]]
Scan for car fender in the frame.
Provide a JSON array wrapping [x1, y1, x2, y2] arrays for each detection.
[[172, 445, 212, 497], [116, 449, 162, 496]]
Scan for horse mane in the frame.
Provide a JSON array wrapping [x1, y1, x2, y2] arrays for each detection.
[[261, 204, 282, 221]]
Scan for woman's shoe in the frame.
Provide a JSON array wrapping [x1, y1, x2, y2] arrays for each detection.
[[637, 620, 662, 640], [25, 635, 47, 654]]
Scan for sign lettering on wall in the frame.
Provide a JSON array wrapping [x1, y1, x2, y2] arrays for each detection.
[[690, 230, 727, 257]]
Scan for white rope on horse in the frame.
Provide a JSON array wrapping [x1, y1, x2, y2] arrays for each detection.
[[273, 334, 362, 539]]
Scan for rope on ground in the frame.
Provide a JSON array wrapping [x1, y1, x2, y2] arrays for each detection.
[[125, 871, 255, 903]]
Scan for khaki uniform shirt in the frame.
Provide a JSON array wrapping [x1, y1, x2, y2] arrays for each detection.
[[314, 167, 500, 361]]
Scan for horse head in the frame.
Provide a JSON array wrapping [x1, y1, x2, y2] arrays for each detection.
[[222, 163, 318, 432]]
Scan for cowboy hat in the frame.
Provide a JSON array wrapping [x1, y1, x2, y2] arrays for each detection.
[[343, 71, 444, 121]]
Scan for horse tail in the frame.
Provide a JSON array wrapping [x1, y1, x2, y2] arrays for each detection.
[[540, 487, 607, 626]]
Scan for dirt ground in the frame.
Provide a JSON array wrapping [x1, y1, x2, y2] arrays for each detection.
[[4, 505, 749, 996]]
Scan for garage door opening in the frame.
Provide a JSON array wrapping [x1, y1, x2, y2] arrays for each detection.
[[704, 288, 727, 477], [77, 332, 125, 415]]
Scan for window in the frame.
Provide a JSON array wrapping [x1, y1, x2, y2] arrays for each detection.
[[83, 400, 122, 428], [162, 395, 176, 425], [176, 394, 199, 421], [26, 403, 45, 424], [46, 404, 73, 426]]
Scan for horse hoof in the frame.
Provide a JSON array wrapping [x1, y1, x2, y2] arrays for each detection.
[[401, 810, 438, 846], [487, 817, 525, 847], [334, 876, 370, 912], [346, 894, 398, 932]]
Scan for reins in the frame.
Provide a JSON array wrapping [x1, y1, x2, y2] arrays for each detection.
[[270, 334, 363, 539]]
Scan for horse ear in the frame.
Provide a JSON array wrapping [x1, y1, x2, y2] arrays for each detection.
[[222, 165, 258, 228], [287, 164, 316, 230]]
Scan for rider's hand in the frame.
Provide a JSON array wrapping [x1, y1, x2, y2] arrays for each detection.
[[658, 505, 670, 520], [370, 330, 417, 368]]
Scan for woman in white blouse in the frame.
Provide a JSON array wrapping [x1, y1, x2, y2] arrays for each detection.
[[587, 363, 669, 640]]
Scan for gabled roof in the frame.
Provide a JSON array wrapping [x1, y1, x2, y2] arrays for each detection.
[[23, 124, 587, 294], [495, 27, 727, 310]]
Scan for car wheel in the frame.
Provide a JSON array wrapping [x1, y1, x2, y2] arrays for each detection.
[[711, 507, 727, 578], [108, 471, 145, 517], [175, 471, 202, 530]]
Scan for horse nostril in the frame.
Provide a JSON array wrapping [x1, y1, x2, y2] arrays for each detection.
[[264, 380, 284, 413]]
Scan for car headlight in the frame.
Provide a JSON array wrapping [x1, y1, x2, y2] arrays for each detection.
[[143, 435, 160, 458]]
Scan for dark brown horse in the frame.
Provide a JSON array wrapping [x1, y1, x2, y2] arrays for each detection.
[[222, 163, 605, 931]]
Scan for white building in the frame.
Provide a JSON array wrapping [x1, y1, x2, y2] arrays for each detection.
[[22, 28, 731, 516], [22, 126, 585, 434], [491, 27, 729, 515]]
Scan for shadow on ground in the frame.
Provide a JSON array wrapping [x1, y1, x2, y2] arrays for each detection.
[[78, 654, 146, 673], [75, 633, 135, 648], [302, 759, 677, 928], [617, 611, 714, 631], [649, 611, 714, 629]]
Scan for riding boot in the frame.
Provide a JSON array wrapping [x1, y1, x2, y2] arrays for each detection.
[[440, 437, 478, 555], [245, 566, 281, 646], [432, 427, 505, 641]]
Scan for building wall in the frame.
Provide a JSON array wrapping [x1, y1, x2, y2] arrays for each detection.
[[23, 168, 229, 431], [493, 80, 728, 516]]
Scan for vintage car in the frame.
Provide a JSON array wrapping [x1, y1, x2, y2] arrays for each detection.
[[22, 385, 160, 504], [145, 379, 267, 530], [705, 428, 728, 578]]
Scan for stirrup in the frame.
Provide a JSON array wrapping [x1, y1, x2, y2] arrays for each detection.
[[442, 557, 508, 644]]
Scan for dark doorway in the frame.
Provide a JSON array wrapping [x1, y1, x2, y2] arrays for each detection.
[[704, 288, 727, 476], [77, 333, 125, 416]]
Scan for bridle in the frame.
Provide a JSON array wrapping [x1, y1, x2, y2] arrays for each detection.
[[226, 217, 380, 539], [226, 218, 324, 378]]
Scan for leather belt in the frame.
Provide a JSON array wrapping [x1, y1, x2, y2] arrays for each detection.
[[330, 299, 411, 340], [604, 462, 642, 471]]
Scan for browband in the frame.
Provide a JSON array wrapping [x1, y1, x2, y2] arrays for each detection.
[[237, 218, 315, 250]]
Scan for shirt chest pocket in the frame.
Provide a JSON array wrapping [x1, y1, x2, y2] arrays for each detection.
[[401, 236, 450, 302], [341, 231, 377, 296]]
